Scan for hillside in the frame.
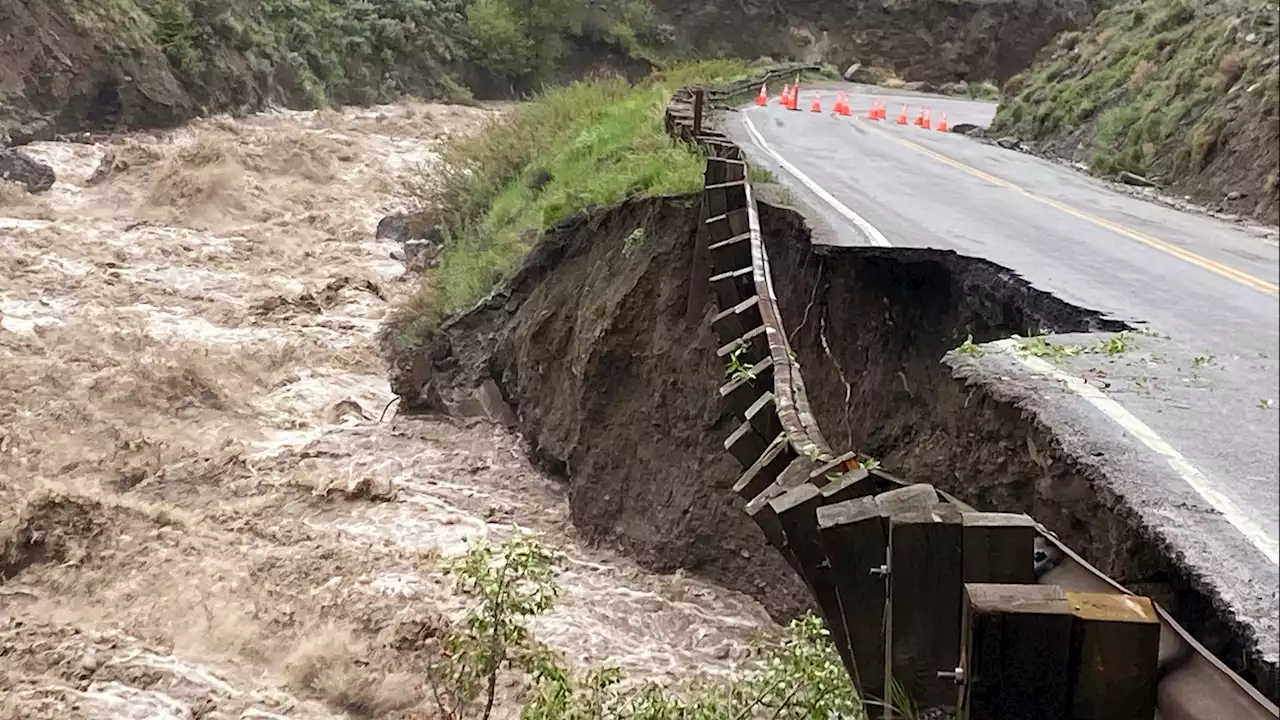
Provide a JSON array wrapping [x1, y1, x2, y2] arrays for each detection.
[[0, 0, 656, 143], [992, 0, 1280, 221], [650, 0, 1103, 83]]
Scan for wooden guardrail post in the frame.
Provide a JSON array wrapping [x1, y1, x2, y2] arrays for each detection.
[[1067, 592, 1162, 719], [692, 88, 705, 137], [959, 583, 1075, 720], [817, 483, 939, 697], [887, 503, 965, 710], [961, 512, 1037, 584]]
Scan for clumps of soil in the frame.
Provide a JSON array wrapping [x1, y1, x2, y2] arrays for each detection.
[[390, 195, 812, 621]]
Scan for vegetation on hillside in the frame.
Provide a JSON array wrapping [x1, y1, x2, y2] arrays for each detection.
[[992, 0, 1279, 213], [430, 531, 903, 719], [392, 59, 771, 345], [58, 0, 666, 107]]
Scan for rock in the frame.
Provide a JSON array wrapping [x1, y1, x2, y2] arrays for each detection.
[[939, 81, 968, 95], [902, 80, 939, 93], [376, 213, 409, 242], [1118, 171, 1157, 188], [527, 167, 553, 191], [845, 65, 894, 85], [404, 239, 442, 264], [995, 135, 1022, 150], [0, 148, 55, 193], [1225, 190, 1246, 201], [950, 122, 984, 137]]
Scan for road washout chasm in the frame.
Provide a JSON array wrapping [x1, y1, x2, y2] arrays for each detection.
[[0, 101, 781, 719], [394, 154, 1276, 701], [758, 206, 1276, 694]]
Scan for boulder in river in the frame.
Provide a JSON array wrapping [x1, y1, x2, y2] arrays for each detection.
[[0, 148, 55, 193]]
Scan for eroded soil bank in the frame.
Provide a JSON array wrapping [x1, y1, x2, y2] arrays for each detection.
[[394, 190, 1275, 701], [391, 196, 811, 621], [0, 106, 776, 719]]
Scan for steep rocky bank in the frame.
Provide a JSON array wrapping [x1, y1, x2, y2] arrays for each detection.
[[650, 0, 1101, 83]]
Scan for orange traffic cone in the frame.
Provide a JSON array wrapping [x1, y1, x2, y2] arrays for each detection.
[[879, 102, 888, 120], [937, 112, 949, 132], [867, 100, 880, 120], [810, 92, 822, 113], [756, 83, 768, 107], [921, 109, 932, 130], [779, 84, 790, 106], [897, 105, 909, 125], [838, 93, 851, 116], [787, 85, 799, 110]]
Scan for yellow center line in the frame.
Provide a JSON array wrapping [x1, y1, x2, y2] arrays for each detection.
[[854, 119, 1280, 297]]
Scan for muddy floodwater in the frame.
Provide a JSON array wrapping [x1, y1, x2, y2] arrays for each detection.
[[0, 102, 775, 719]]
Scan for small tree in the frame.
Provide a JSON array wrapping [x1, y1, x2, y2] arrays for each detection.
[[430, 531, 561, 719]]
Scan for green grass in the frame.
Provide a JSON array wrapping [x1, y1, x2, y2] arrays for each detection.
[[993, 0, 1279, 183], [61, 0, 670, 108], [395, 59, 757, 345]]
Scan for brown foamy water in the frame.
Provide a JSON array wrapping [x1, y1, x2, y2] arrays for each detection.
[[0, 101, 775, 719]]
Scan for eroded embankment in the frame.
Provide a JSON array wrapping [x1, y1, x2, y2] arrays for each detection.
[[394, 179, 1276, 698], [757, 203, 1276, 696], [392, 196, 811, 620]]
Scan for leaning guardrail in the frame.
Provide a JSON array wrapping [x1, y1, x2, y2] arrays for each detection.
[[664, 70, 1279, 720]]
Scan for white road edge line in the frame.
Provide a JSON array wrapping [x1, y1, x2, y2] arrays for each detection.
[[740, 110, 892, 248], [991, 338, 1280, 565], [740, 99, 1277, 565]]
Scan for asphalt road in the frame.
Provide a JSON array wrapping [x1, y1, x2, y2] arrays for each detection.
[[727, 82, 1280, 662]]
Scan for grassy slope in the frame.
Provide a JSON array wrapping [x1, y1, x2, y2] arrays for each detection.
[[63, 0, 471, 105], [992, 0, 1280, 216], [6, 0, 667, 142], [392, 59, 771, 346]]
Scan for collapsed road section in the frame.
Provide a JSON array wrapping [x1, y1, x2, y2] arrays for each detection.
[[391, 70, 1278, 718]]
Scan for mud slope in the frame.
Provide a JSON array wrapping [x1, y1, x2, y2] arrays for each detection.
[[392, 196, 811, 620], [759, 203, 1275, 693]]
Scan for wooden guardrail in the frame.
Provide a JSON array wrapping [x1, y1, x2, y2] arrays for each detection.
[[663, 69, 1280, 720]]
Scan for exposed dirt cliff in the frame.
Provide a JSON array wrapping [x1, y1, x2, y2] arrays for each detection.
[[650, 0, 1102, 83], [391, 187, 1277, 696], [390, 195, 814, 621]]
